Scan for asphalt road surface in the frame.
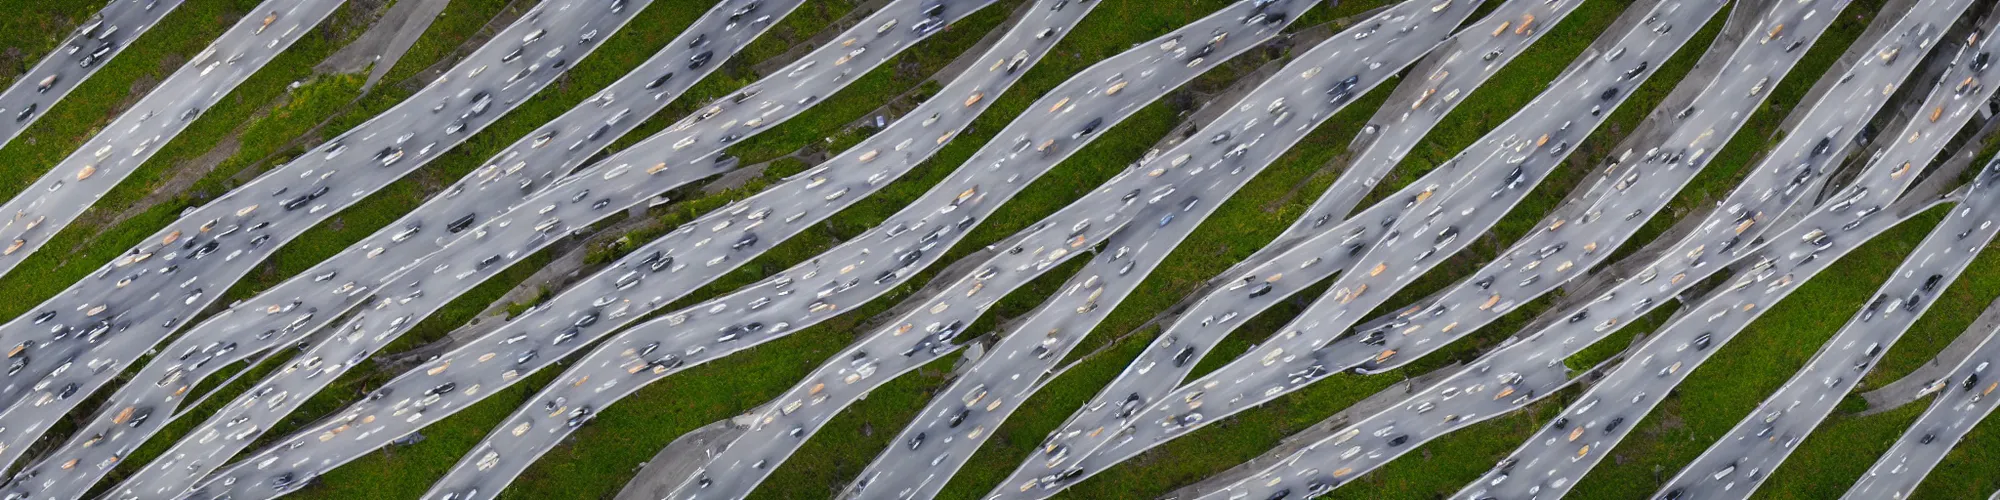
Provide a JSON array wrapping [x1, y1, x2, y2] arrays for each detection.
[[378, 1, 1338, 498], [0, 0, 356, 473], [0, 0, 187, 149], [1844, 294, 2000, 500], [989, 0, 1604, 492], [1460, 157, 1990, 500], [172, 0, 1053, 497], [56, 0, 824, 497], [1335, 0, 1878, 379], [1201, 1, 1982, 494], [1656, 12, 2000, 499], [0, 0, 344, 277], [660, 1, 1490, 498], [1045, 0, 1728, 490], [0, 0, 657, 492]]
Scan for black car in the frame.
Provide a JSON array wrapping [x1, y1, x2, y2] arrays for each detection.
[[645, 72, 674, 89], [688, 50, 714, 69], [446, 213, 477, 233]]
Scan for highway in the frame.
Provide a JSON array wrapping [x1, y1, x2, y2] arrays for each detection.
[[1335, 0, 1942, 380], [1656, 12, 2000, 498], [1459, 151, 1990, 500], [363, 0, 1339, 498], [48, 0, 820, 497], [0, 0, 360, 472], [0, 0, 187, 149], [1038, 0, 1729, 490], [990, 0, 1610, 491], [1334, 0, 1883, 379], [1843, 298, 2000, 499], [0, 0, 656, 490], [658, 1, 1489, 498], [1197, 0, 1983, 494], [167, 0, 1066, 497], [0, 0, 344, 277]]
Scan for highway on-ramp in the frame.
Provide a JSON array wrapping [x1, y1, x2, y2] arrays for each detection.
[[1844, 288, 2000, 500], [0, 0, 187, 149]]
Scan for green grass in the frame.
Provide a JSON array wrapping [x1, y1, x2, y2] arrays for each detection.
[[0, 0, 1988, 498], [95, 0, 863, 486], [373, 0, 519, 88], [1907, 392, 2000, 498], [0, 0, 379, 306], [1005, 0, 1732, 497], [275, 0, 1410, 497], [1558, 206, 1944, 499]]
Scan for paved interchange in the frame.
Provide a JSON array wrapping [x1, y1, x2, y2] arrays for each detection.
[[0, 0, 1990, 498]]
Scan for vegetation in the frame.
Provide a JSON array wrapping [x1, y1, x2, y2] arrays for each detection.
[[0, 0, 1994, 498]]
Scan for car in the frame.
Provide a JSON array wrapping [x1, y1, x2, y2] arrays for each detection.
[[446, 214, 476, 233], [1924, 274, 1944, 292], [688, 50, 714, 69], [14, 103, 35, 123]]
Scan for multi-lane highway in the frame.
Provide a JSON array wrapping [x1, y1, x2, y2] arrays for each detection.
[[989, 0, 1605, 491], [1334, 0, 1877, 377], [1845, 295, 2000, 499], [172, 0, 1040, 497], [1460, 149, 1988, 500], [0, 0, 656, 492], [0, 0, 186, 149], [1200, 0, 1986, 494], [53, 0, 820, 497], [1030, 0, 1727, 491], [344, 0, 1352, 497], [0, 0, 344, 277], [1655, 13, 2000, 498], [658, 1, 1490, 498]]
